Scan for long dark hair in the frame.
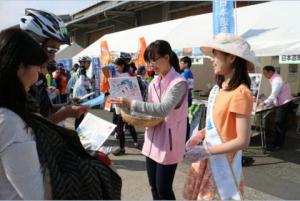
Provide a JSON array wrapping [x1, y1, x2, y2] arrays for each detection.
[[215, 52, 251, 91], [0, 28, 48, 124], [144, 40, 180, 73], [114, 57, 129, 73]]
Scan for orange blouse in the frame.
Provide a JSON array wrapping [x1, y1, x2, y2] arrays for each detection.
[[213, 84, 253, 142], [183, 84, 253, 200]]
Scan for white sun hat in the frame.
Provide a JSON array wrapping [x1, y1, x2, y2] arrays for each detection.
[[200, 33, 260, 70]]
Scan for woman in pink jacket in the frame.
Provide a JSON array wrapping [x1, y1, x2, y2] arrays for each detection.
[[112, 40, 188, 200]]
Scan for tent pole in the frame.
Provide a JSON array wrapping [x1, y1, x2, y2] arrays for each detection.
[[235, 0, 238, 35]]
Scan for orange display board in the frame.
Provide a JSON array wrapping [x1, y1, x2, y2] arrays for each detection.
[[135, 37, 147, 67], [100, 41, 111, 92]]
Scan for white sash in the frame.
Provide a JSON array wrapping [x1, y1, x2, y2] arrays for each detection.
[[204, 85, 242, 200]]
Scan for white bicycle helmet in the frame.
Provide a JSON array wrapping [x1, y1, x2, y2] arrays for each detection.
[[20, 8, 70, 45], [78, 56, 92, 62]]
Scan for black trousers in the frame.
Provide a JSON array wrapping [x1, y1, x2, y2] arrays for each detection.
[[146, 157, 177, 200], [186, 90, 192, 142], [115, 114, 137, 149], [186, 117, 190, 142], [273, 102, 293, 147], [112, 108, 118, 125]]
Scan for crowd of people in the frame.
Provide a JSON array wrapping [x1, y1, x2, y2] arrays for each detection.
[[0, 7, 294, 201]]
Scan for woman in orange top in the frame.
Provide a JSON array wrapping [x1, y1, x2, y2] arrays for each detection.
[[183, 33, 259, 200]]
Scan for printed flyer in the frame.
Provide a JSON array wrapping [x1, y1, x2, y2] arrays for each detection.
[[108, 77, 143, 101], [77, 112, 116, 151]]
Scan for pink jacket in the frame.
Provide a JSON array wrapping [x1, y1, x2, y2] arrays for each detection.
[[267, 73, 292, 105], [141, 68, 188, 165]]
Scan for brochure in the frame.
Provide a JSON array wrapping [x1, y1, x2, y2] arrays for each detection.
[[77, 112, 116, 151], [81, 94, 105, 107]]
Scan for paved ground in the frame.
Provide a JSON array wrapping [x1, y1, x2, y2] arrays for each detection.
[[65, 108, 300, 200]]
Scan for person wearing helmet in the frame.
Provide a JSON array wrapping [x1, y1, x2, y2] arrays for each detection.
[[78, 56, 94, 83], [78, 56, 92, 70], [20, 8, 70, 44], [67, 56, 93, 99], [20, 8, 89, 124]]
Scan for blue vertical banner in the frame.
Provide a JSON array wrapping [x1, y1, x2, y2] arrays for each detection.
[[213, 0, 235, 36], [92, 57, 101, 96], [57, 59, 72, 71]]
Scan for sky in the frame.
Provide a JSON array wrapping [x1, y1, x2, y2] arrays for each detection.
[[0, 0, 101, 31]]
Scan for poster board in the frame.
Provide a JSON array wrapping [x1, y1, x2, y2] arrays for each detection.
[[108, 77, 143, 101]]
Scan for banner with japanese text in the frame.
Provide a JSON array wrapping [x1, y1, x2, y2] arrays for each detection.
[[213, 0, 235, 36]]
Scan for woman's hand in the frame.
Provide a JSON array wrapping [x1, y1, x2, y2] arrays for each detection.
[[63, 105, 90, 118], [186, 134, 202, 150], [48, 105, 90, 124], [110, 97, 132, 108], [184, 144, 212, 162], [186, 129, 206, 150]]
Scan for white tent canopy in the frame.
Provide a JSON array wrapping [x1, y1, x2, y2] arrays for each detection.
[[73, 1, 300, 62], [56, 42, 83, 60], [72, 18, 185, 62]]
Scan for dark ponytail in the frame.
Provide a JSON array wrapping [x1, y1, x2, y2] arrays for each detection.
[[170, 51, 180, 73]]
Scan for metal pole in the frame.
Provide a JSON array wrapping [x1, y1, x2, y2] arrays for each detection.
[[235, 0, 238, 35]]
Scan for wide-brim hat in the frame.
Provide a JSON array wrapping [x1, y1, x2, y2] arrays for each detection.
[[200, 33, 260, 71]]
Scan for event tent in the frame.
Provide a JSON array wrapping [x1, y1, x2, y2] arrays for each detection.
[[56, 42, 83, 60], [72, 1, 300, 62]]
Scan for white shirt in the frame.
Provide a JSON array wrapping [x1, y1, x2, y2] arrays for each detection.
[[73, 75, 91, 97], [0, 108, 44, 200], [264, 75, 283, 105], [264, 73, 292, 106]]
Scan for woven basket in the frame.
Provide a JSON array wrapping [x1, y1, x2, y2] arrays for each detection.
[[120, 109, 164, 127]]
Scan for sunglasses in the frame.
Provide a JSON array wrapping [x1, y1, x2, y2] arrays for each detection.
[[45, 46, 60, 54]]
